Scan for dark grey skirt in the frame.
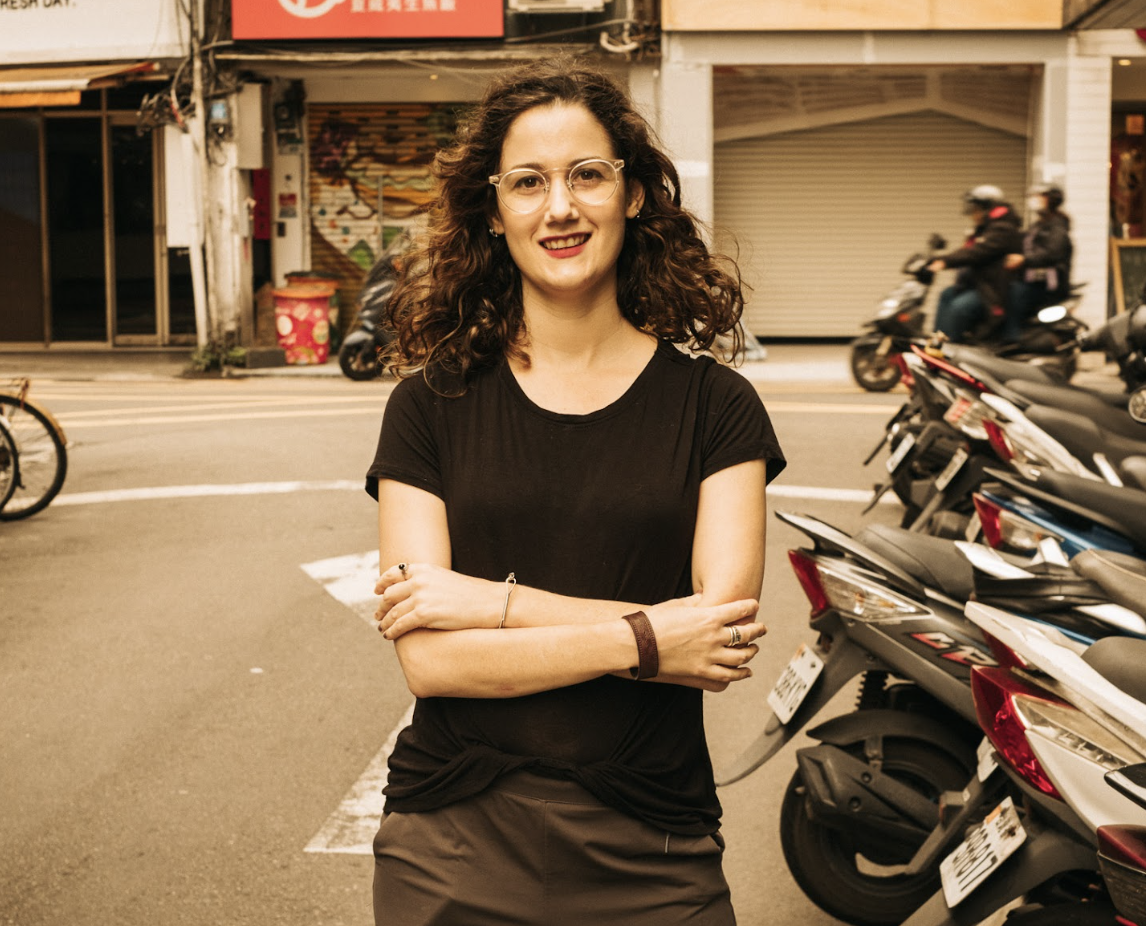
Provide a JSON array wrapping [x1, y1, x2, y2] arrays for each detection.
[[372, 770, 735, 926]]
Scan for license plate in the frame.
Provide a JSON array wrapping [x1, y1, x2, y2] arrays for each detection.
[[767, 642, 825, 724], [885, 431, 917, 474], [940, 797, 1026, 907], [934, 446, 970, 492]]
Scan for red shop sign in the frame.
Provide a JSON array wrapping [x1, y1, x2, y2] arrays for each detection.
[[232, 0, 504, 40]]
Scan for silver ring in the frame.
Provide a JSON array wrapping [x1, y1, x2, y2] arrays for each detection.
[[728, 625, 742, 647]]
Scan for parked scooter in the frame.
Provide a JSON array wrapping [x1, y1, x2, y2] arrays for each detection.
[[868, 308, 1146, 532], [720, 510, 1146, 925], [850, 235, 1086, 392], [337, 246, 404, 381], [902, 557, 1146, 926]]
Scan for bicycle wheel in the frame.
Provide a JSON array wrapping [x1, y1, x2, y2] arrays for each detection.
[[0, 393, 67, 520], [0, 418, 18, 514]]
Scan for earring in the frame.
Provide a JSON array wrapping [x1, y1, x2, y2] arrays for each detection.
[[632, 209, 641, 220], [489, 228, 501, 238]]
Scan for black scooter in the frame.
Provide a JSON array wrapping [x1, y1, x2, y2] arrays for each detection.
[[850, 234, 1086, 391], [338, 252, 400, 381]]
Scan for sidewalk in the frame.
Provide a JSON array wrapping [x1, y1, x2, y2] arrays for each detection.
[[0, 341, 1121, 389]]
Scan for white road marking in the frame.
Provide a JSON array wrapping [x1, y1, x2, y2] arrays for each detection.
[[302, 549, 412, 855], [52, 481, 894, 508], [55, 407, 383, 429], [52, 480, 363, 507], [303, 703, 414, 856], [769, 484, 895, 505], [301, 550, 381, 626]]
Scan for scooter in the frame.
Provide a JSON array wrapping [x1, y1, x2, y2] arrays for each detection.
[[721, 511, 1146, 925], [901, 558, 1146, 926], [869, 316, 1146, 532], [850, 235, 1086, 392], [337, 250, 401, 381]]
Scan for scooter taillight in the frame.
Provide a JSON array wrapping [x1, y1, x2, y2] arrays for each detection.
[[788, 550, 930, 623], [972, 493, 1061, 552], [1098, 825, 1146, 926], [982, 419, 1015, 462], [788, 549, 830, 616], [971, 666, 1066, 800]]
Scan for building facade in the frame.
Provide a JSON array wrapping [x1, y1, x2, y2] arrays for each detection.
[[4, 0, 1146, 351]]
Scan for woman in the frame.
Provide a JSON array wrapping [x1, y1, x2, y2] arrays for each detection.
[[1004, 184, 1073, 340], [365, 58, 785, 926]]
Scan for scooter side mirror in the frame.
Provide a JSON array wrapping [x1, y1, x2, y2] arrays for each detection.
[[1130, 385, 1146, 424], [928, 233, 947, 250], [1036, 305, 1068, 324]]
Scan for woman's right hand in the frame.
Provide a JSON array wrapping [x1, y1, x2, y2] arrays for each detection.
[[643, 597, 764, 687]]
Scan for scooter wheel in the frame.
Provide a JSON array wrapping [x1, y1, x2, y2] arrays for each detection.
[[338, 340, 382, 381], [779, 737, 972, 926], [850, 336, 903, 392]]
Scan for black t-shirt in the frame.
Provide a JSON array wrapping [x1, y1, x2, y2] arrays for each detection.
[[365, 340, 785, 835]]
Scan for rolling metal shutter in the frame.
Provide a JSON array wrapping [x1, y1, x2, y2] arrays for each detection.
[[714, 111, 1028, 338]]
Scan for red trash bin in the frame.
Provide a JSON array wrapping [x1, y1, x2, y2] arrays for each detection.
[[273, 282, 337, 365]]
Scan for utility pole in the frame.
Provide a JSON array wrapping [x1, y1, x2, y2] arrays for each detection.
[[187, 0, 214, 347]]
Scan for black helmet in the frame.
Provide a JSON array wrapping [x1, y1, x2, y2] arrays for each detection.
[[1029, 183, 1064, 211], [963, 184, 1004, 213]]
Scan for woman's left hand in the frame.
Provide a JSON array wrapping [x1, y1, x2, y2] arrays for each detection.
[[374, 563, 503, 638]]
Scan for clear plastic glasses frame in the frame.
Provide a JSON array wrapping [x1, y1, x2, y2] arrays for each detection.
[[489, 158, 625, 214]]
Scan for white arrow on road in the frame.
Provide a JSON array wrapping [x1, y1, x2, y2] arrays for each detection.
[[301, 550, 412, 855]]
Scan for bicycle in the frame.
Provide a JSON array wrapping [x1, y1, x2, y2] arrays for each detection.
[[0, 416, 19, 514], [0, 378, 68, 520]]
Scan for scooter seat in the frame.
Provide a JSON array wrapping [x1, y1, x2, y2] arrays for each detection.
[[1025, 405, 1146, 490], [1006, 381, 1145, 441], [1073, 551, 1146, 700], [854, 524, 974, 600], [944, 345, 1060, 388], [1026, 469, 1146, 552]]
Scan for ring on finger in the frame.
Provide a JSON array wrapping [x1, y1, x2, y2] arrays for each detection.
[[398, 562, 408, 579], [728, 625, 742, 648]]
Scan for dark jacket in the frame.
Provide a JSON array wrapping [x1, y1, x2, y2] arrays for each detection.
[[1022, 211, 1072, 299], [940, 203, 1023, 310]]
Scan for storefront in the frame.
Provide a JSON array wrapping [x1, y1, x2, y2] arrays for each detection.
[[0, 0, 188, 349], [655, 0, 1119, 338]]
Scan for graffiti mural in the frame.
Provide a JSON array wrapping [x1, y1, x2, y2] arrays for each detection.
[[308, 103, 460, 274]]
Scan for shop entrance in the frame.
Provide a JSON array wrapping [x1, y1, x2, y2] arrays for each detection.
[[0, 93, 195, 347]]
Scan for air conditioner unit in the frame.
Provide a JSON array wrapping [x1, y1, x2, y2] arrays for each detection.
[[507, 0, 605, 12]]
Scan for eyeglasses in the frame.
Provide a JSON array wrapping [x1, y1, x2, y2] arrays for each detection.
[[489, 158, 624, 215]]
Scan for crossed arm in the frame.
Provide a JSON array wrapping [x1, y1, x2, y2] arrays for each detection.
[[373, 459, 768, 699]]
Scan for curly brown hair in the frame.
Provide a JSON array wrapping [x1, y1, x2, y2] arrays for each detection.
[[386, 56, 746, 386]]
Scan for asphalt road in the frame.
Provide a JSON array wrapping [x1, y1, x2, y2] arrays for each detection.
[[0, 367, 908, 926]]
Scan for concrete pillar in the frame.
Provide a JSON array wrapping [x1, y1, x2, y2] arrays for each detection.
[[1037, 46, 1112, 327], [657, 37, 714, 230]]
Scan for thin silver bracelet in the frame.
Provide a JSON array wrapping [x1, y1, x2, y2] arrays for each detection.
[[498, 573, 516, 629]]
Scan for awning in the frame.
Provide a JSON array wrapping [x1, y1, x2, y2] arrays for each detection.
[[0, 62, 158, 109]]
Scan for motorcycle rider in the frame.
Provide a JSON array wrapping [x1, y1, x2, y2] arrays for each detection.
[[928, 185, 1023, 343], [1003, 183, 1073, 341]]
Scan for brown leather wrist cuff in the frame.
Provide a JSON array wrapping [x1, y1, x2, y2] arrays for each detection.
[[622, 611, 658, 680]]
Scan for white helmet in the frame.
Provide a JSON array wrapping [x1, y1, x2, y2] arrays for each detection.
[[963, 185, 1004, 213]]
